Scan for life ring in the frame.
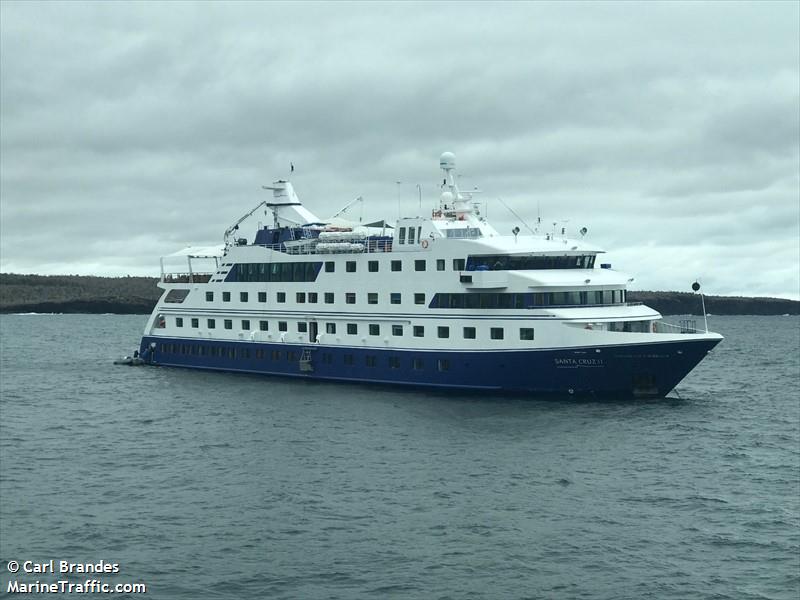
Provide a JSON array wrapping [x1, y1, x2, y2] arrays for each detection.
[[421, 239, 429, 249]]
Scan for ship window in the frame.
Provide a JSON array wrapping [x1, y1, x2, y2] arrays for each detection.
[[240, 292, 248, 302], [324, 292, 334, 304], [278, 321, 287, 332], [392, 325, 403, 336], [346, 293, 356, 304], [326, 323, 336, 334], [347, 323, 358, 335], [224, 319, 232, 330], [436, 259, 445, 271], [417, 226, 422, 243], [325, 261, 335, 273], [271, 350, 280, 360], [437, 326, 450, 339], [368, 293, 378, 305], [259, 320, 268, 331], [369, 324, 380, 336], [175, 317, 183, 327], [277, 292, 286, 303], [412, 358, 424, 370], [437, 359, 449, 372], [207, 318, 216, 329], [390, 293, 401, 304], [346, 261, 356, 273], [366, 356, 376, 367], [398, 227, 406, 244], [389, 356, 400, 369], [368, 260, 379, 272], [463, 326, 476, 339], [206, 291, 214, 302], [255, 349, 264, 359], [298, 322, 307, 333], [520, 328, 534, 340], [490, 327, 504, 340], [414, 293, 426, 305], [323, 353, 332, 364], [240, 348, 250, 359], [413, 325, 424, 337], [288, 351, 297, 361], [391, 260, 402, 272], [453, 259, 465, 271], [415, 260, 426, 272], [242, 319, 250, 330], [297, 292, 306, 303], [165, 289, 190, 303], [258, 292, 267, 303], [191, 318, 199, 328], [223, 292, 231, 302], [308, 292, 318, 303], [408, 227, 416, 244], [344, 354, 354, 365]]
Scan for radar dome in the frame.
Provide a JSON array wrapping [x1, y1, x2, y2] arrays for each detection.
[[439, 152, 455, 170], [440, 191, 455, 204]]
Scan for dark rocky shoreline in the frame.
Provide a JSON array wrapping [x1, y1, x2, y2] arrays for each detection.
[[1, 273, 797, 315]]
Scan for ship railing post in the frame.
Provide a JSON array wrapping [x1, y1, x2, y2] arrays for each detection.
[[159, 257, 165, 282], [188, 257, 194, 284]]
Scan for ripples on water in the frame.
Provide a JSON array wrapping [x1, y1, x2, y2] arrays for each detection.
[[1, 315, 798, 599]]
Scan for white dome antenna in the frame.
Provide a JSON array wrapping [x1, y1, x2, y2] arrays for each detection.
[[439, 151, 456, 171]]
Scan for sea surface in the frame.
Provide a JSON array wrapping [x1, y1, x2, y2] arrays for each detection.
[[1, 314, 798, 599]]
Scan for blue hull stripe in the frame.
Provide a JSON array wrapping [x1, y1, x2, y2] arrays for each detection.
[[139, 336, 720, 397]]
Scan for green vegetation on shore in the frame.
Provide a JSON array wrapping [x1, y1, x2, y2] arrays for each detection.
[[0, 273, 797, 315]]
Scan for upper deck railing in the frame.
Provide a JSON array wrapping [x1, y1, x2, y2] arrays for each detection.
[[161, 273, 213, 284]]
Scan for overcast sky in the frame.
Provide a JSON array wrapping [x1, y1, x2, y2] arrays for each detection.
[[1, 1, 798, 299]]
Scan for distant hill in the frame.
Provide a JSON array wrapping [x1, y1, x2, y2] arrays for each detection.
[[0, 273, 797, 315]]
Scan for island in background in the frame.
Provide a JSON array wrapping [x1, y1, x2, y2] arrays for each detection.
[[0, 273, 798, 316]]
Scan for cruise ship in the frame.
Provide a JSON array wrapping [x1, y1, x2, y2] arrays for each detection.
[[137, 152, 722, 397]]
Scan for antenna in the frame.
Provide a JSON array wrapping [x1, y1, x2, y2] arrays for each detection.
[[497, 197, 537, 236], [692, 281, 709, 332]]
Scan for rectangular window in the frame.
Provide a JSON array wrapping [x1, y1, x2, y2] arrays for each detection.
[[222, 291, 231, 302], [242, 319, 250, 330], [437, 359, 450, 372], [417, 226, 422, 243], [391, 260, 402, 272], [408, 227, 416, 244], [413, 358, 424, 370], [323, 353, 332, 364], [436, 259, 445, 271], [490, 327, 504, 340], [278, 321, 287, 332], [277, 292, 286, 303], [390, 292, 401, 304], [346, 293, 356, 304], [438, 326, 450, 339], [325, 261, 335, 273], [369, 324, 380, 336], [224, 319, 233, 330], [414, 293, 426, 305], [206, 291, 214, 302], [415, 259, 426, 272], [347, 323, 358, 335], [240, 292, 248, 302], [207, 318, 216, 329], [259, 320, 268, 331], [520, 328, 535, 340], [191, 318, 199, 328], [463, 326, 476, 339], [175, 317, 183, 327], [398, 227, 406, 244], [258, 291, 267, 303], [368, 293, 378, 305], [344, 354, 354, 366], [413, 325, 424, 337], [297, 322, 308, 333], [453, 258, 465, 271], [389, 356, 400, 369], [308, 292, 318, 303], [368, 260, 378, 272], [324, 292, 334, 304], [326, 323, 336, 334], [366, 356, 376, 367], [296, 292, 306, 303], [392, 325, 403, 336], [346, 261, 356, 273]]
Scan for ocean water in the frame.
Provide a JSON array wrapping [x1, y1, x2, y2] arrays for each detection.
[[0, 314, 798, 599]]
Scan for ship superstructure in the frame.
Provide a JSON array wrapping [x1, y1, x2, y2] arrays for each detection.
[[139, 153, 722, 397]]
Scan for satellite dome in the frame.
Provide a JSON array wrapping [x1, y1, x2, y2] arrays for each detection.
[[439, 152, 455, 170], [440, 191, 455, 204]]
